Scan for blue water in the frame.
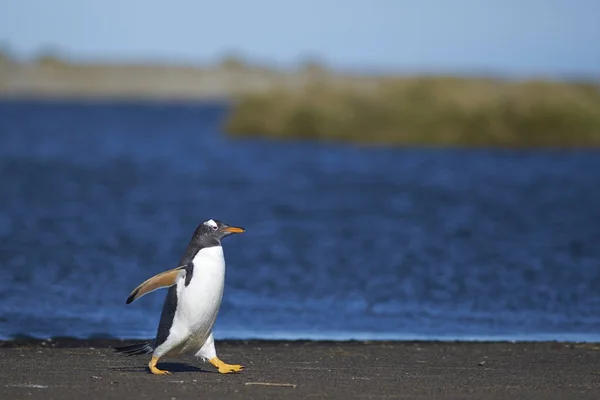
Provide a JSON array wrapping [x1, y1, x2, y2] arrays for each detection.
[[1, 100, 600, 342]]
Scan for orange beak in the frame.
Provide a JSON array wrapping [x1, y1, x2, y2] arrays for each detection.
[[224, 226, 245, 233]]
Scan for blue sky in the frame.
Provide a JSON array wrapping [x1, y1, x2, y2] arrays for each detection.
[[0, 0, 598, 77]]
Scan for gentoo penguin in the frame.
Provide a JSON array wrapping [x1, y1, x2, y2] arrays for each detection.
[[115, 218, 245, 375]]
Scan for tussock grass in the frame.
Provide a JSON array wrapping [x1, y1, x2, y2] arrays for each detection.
[[224, 77, 600, 147]]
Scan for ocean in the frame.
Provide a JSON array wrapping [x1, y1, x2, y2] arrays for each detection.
[[1, 100, 599, 342]]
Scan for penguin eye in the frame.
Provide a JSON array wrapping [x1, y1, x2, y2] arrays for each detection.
[[212, 225, 218, 230]]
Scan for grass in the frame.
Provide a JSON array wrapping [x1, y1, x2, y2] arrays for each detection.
[[223, 76, 600, 147]]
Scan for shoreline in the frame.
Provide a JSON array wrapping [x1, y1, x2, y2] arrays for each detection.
[[1, 339, 599, 399], [2, 337, 600, 348], [3, 96, 600, 150]]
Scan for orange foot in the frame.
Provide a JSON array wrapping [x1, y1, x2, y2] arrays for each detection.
[[209, 357, 244, 374], [149, 356, 171, 375]]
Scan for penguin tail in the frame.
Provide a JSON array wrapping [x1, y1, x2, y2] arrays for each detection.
[[113, 341, 154, 356]]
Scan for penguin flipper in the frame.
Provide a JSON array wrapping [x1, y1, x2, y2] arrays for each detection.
[[126, 267, 185, 304]]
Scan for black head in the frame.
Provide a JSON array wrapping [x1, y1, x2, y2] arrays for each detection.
[[178, 219, 245, 266], [192, 219, 245, 245]]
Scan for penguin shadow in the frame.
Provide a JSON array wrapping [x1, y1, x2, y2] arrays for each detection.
[[154, 362, 211, 373], [111, 362, 211, 374]]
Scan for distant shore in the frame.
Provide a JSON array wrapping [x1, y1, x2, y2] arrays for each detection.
[[2, 55, 600, 148], [0, 56, 375, 101], [1, 338, 599, 400]]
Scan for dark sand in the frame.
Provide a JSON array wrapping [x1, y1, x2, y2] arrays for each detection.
[[1, 339, 599, 400]]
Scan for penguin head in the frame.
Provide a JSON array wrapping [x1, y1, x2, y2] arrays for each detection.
[[197, 219, 245, 242]]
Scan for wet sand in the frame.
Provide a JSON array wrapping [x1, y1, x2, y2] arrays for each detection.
[[1, 338, 599, 399]]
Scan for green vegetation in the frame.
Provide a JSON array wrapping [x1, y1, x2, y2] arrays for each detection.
[[223, 77, 600, 147]]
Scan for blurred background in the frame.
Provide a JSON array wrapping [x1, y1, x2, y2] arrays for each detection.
[[1, 1, 600, 342]]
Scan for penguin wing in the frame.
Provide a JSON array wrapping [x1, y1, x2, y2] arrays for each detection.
[[125, 267, 186, 304]]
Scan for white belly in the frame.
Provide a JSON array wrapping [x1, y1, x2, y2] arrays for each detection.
[[171, 246, 226, 354]]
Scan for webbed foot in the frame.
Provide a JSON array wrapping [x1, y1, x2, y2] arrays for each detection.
[[149, 356, 171, 375], [209, 357, 244, 374]]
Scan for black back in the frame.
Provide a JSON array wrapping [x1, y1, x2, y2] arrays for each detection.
[[154, 285, 178, 348]]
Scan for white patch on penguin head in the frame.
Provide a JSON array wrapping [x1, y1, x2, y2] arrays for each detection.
[[204, 219, 218, 230]]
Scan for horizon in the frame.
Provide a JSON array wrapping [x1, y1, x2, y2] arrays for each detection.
[[1, 1, 599, 79]]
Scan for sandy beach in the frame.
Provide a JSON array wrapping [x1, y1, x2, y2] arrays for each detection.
[[0, 338, 599, 399]]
